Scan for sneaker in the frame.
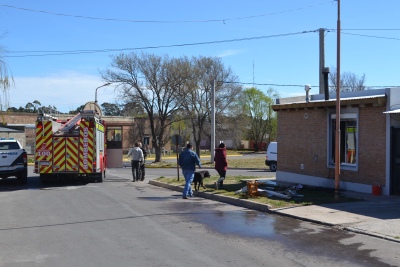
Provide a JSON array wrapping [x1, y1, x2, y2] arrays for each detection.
[[182, 196, 188, 199], [132, 180, 135, 182]]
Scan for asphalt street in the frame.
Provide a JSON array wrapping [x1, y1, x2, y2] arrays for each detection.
[[0, 166, 398, 266]]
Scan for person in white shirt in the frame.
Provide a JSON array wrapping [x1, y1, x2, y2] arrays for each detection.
[[127, 142, 144, 182]]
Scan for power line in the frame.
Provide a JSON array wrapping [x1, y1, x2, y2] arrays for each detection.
[[0, 1, 332, 24], [328, 29, 400, 41], [5, 26, 399, 58], [4, 30, 318, 57], [341, 32, 400, 41], [225, 81, 306, 87], [336, 29, 400, 31], [224, 81, 399, 88]]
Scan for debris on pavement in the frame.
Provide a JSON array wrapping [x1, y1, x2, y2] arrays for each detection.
[[235, 180, 304, 200]]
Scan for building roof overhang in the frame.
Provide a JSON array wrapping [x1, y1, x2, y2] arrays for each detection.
[[272, 95, 387, 111]]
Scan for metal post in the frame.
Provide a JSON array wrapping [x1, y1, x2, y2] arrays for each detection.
[[211, 80, 216, 163], [176, 134, 180, 181], [319, 28, 325, 94], [335, 0, 341, 197]]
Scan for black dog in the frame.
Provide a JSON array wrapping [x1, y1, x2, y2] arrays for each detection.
[[193, 170, 211, 191]]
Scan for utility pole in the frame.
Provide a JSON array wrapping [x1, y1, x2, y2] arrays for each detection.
[[319, 28, 325, 94], [335, 0, 341, 197]]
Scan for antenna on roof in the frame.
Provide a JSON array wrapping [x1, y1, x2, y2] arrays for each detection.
[[253, 60, 255, 87]]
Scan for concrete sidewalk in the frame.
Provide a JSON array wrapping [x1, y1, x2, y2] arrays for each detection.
[[149, 180, 400, 243], [272, 192, 400, 243]]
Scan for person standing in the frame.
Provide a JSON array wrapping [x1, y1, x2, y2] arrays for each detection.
[[127, 142, 144, 182], [214, 142, 228, 189], [178, 143, 202, 199], [138, 142, 147, 181]]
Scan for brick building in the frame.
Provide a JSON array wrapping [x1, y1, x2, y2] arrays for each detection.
[[272, 87, 400, 196]]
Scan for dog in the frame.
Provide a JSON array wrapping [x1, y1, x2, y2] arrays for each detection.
[[193, 170, 211, 191]]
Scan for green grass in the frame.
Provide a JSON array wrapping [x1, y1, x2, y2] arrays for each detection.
[[144, 152, 268, 169], [148, 151, 359, 208], [155, 174, 360, 209]]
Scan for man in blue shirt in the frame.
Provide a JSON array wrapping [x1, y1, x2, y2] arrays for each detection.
[[178, 143, 202, 199]]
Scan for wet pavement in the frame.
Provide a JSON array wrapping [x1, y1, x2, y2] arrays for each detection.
[[150, 180, 400, 243]]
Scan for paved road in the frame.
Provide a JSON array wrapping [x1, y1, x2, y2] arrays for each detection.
[[0, 167, 398, 266]]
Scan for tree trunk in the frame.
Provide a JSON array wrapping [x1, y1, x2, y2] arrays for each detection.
[[195, 140, 201, 159]]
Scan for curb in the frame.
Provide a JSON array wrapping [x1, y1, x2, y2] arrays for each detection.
[[149, 180, 271, 213]]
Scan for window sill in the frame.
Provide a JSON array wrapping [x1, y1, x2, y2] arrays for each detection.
[[329, 163, 358, 171]]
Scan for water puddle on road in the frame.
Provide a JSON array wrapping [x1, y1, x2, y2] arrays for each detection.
[[190, 210, 278, 238]]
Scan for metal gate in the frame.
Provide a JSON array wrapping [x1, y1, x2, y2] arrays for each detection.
[[391, 127, 400, 195]]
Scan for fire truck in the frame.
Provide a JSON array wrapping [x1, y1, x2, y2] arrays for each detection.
[[34, 106, 107, 183]]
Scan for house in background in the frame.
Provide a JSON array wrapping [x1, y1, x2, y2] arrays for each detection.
[[0, 126, 28, 151], [272, 87, 400, 196]]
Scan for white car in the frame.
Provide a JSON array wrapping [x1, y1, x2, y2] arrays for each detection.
[[265, 141, 277, 172], [0, 139, 28, 184]]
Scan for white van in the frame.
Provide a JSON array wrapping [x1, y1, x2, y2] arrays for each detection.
[[265, 141, 277, 172]]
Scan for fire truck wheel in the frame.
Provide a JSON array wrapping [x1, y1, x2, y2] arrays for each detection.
[[96, 171, 104, 183], [40, 174, 51, 183]]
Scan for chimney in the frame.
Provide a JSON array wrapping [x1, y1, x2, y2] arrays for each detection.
[[322, 67, 330, 100], [305, 84, 311, 103]]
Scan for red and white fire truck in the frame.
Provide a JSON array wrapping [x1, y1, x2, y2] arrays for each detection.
[[34, 107, 107, 183]]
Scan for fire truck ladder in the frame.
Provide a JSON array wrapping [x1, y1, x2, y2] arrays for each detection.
[[58, 113, 82, 133]]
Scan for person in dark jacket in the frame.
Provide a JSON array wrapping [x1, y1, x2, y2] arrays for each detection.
[[214, 142, 228, 189], [178, 143, 202, 199], [138, 142, 147, 181]]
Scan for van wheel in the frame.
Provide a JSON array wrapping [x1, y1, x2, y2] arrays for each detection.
[[269, 162, 277, 172]]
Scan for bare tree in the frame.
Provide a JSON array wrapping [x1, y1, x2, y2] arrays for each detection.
[[101, 52, 190, 162], [0, 40, 13, 111], [178, 56, 241, 157], [329, 67, 367, 92]]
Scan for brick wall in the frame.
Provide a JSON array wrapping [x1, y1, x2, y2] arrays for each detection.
[[1, 112, 37, 125], [277, 109, 328, 177], [277, 105, 386, 187], [355, 106, 386, 186]]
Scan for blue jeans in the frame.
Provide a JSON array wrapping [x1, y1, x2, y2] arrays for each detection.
[[182, 170, 194, 197]]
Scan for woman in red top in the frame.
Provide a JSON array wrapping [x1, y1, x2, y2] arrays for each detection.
[[214, 143, 228, 189]]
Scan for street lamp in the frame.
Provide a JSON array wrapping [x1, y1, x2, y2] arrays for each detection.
[[95, 82, 111, 104]]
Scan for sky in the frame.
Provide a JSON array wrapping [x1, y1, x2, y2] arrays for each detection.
[[0, 0, 399, 113]]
